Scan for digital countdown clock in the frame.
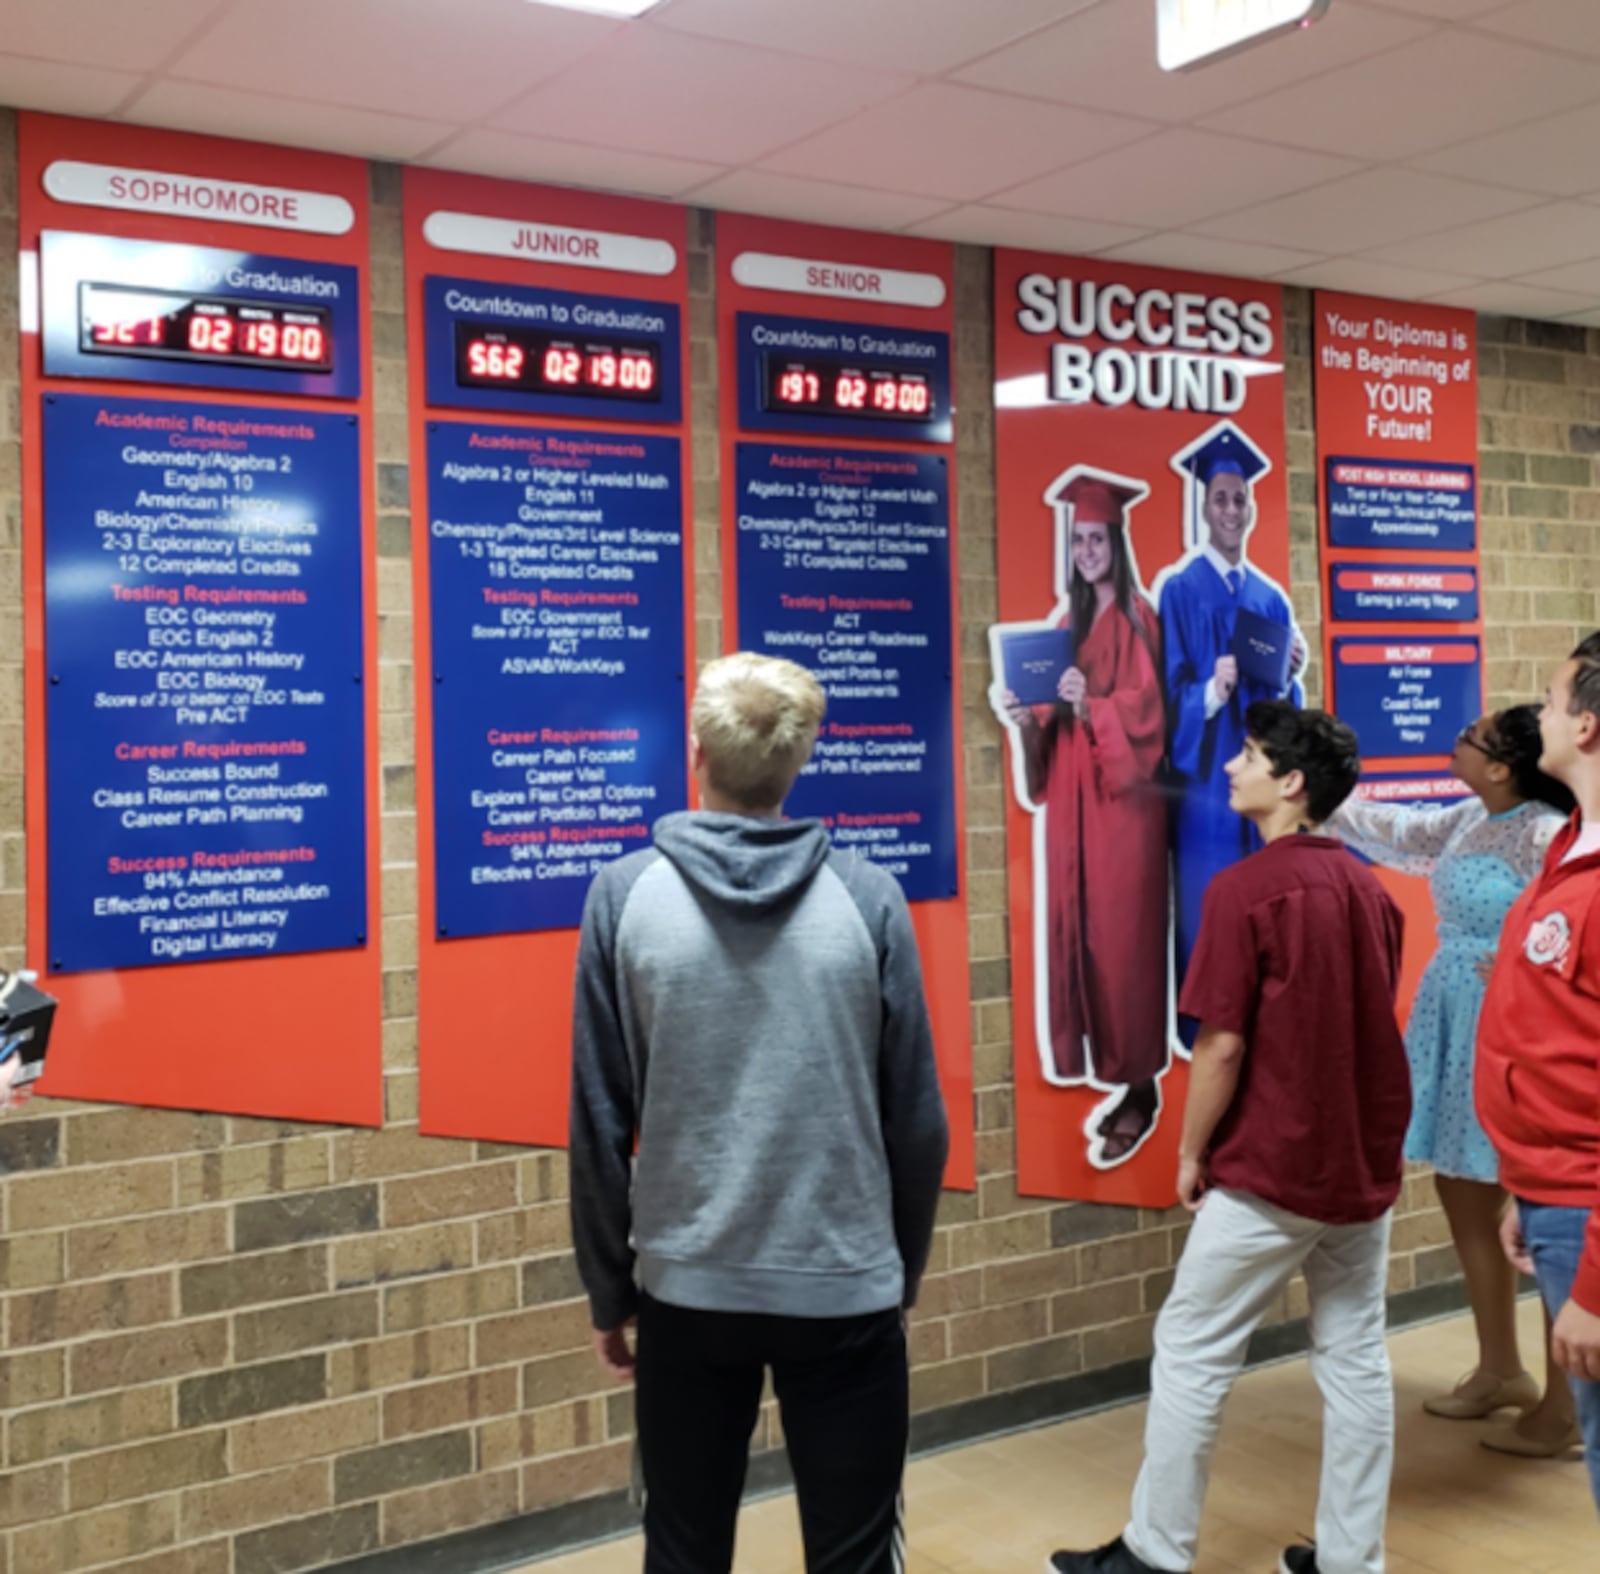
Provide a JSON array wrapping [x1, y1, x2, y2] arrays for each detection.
[[80, 283, 333, 372], [763, 353, 934, 421], [734, 314, 951, 442], [454, 321, 661, 404]]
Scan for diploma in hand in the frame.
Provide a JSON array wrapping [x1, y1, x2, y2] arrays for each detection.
[[1002, 627, 1074, 707], [1232, 608, 1293, 692]]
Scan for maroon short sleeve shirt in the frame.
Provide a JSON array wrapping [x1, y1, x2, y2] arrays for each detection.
[[1178, 835, 1410, 1225]]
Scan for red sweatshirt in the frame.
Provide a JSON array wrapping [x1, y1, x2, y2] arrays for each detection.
[[1476, 817, 1600, 1314]]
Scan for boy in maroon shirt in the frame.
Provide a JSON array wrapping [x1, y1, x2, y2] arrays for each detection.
[[1051, 702, 1409, 1574]]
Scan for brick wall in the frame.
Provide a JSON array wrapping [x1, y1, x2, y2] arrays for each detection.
[[3, 116, 1600, 1574]]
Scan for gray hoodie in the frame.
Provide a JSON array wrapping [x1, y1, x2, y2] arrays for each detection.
[[569, 810, 949, 1330]]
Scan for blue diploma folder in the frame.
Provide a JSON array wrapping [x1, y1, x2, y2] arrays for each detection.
[[1232, 607, 1293, 692], [1002, 627, 1074, 706]]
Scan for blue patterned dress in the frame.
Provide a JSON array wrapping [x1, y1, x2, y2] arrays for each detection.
[[1329, 797, 1563, 1182]]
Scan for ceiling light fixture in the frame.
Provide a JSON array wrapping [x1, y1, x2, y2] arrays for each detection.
[[524, 0, 667, 17]]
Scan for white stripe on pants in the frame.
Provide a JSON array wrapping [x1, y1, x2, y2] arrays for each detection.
[[1124, 1188, 1394, 1574]]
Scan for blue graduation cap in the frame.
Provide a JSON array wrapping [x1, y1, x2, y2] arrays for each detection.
[[1173, 423, 1271, 490]]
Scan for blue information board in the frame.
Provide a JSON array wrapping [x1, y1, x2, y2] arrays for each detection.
[[1326, 456, 1476, 551], [43, 393, 368, 973], [42, 231, 361, 401], [735, 443, 957, 900], [423, 275, 682, 425], [1332, 636, 1482, 759], [734, 311, 952, 445], [1329, 562, 1479, 622], [427, 421, 688, 937]]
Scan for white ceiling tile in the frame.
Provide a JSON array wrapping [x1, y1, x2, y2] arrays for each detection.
[[1474, 0, 1600, 58], [0, 0, 220, 72], [685, 170, 952, 233], [989, 130, 1358, 232], [1553, 307, 1600, 326], [1100, 234, 1324, 278], [762, 85, 1153, 205], [0, 53, 140, 117], [650, 0, 1102, 76], [1191, 169, 1537, 254], [1271, 256, 1484, 298], [1512, 258, 1600, 295], [124, 80, 456, 163], [1359, 0, 1512, 15], [901, 206, 1147, 254], [168, 0, 616, 122], [492, 26, 907, 165], [1368, 202, 1600, 276], [952, 0, 1431, 123], [420, 129, 725, 199], [1428, 280, 1595, 320], [1201, 30, 1600, 159], [1411, 104, 1600, 198]]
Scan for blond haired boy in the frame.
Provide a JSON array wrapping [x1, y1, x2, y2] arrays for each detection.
[[570, 652, 949, 1574]]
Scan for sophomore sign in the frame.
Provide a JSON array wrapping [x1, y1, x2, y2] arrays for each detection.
[[19, 113, 381, 1126], [993, 255, 1299, 1205]]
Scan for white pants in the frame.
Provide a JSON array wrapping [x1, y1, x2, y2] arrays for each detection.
[[1125, 1188, 1394, 1574]]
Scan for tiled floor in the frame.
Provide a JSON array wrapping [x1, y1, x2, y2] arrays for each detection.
[[525, 1301, 1595, 1573]]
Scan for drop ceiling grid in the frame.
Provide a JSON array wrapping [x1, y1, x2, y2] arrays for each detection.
[[0, 0, 1598, 315]]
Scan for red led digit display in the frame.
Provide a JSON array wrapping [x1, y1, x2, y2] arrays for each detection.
[[81, 283, 333, 372], [762, 354, 933, 421], [454, 321, 661, 404]]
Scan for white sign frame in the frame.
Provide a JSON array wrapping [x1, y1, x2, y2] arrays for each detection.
[[422, 211, 677, 277], [730, 251, 946, 310], [42, 161, 355, 235]]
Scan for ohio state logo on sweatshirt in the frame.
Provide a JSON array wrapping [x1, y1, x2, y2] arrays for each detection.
[[1524, 910, 1573, 971]]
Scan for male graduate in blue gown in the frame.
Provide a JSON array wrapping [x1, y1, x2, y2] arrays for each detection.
[[1159, 424, 1307, 1034]]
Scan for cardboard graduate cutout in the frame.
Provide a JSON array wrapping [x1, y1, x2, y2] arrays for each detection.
[[1153, 420, 1306, 1039], [992, 249, 1293, 1206], [989, 465, 1171, 1171]]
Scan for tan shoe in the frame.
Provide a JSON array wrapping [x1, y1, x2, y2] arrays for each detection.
[[1422, 1370, 1540, 1419], [1481, 1419, 1583, 1457]]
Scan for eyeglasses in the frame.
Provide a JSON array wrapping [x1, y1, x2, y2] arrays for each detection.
[[1456, 724, 1506, 763]]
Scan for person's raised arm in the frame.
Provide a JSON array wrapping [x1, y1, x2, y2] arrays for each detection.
[[1327, 795, 1477, 877]]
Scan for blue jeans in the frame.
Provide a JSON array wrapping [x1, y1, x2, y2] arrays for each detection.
[[1518, 1199, 1600, 1513]]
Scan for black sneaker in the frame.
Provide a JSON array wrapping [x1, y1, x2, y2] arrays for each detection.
[[1046, 1536, 1188, 1573], [1278, 1546, 1318, 1574]]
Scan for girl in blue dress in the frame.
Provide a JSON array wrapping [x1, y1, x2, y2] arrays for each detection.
[[1330, 706, 1578, 1455]]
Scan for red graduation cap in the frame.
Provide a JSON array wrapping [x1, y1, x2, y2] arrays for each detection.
[[1059, 474, 1142, 527]]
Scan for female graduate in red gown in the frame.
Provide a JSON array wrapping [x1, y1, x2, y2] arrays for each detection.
[[1000, 476, 1171, 1168]]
